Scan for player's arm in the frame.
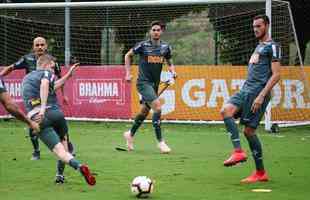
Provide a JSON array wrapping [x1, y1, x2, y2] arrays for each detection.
[[0, 64, 14, 76], [39, 78, 50, 118], [54, 63, 79, 90], [166, 58, 177, 79], [55, 63, 69, 105], [251, 61, 281, 113], [0, 56, 26, 76], [0, 91, 40, 133], [165, 45, 177, 79], [124, 49, 134, 82]]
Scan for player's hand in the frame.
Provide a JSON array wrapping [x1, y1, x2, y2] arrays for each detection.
[[63, 95, 70, 105], [33, 108, 45, 124], [29, 121, 40, 134], [125, 72, 132, 82], [170, 71, 177, 79], [167, 71, 177, 85], [251, 95, 264, 113], [69, 63, 80, 77]]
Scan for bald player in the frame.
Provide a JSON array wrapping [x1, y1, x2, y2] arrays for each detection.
[[0, 37, 70, 160]]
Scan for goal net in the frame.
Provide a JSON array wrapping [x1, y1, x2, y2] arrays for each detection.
[[0, 0, 308, 127]]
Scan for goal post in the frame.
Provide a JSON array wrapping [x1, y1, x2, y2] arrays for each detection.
[[0, 0, 308, 128]]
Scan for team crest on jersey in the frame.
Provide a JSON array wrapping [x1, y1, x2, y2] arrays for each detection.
[[160, 48, 166, 55], [249, 53, 260, 64], [147, 55, 164, 64]]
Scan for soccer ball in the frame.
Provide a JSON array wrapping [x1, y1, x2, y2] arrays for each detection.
[[131, 176, 154, 198]]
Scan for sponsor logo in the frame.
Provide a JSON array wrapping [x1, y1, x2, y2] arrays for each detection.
[[74, 79, 126, 105]]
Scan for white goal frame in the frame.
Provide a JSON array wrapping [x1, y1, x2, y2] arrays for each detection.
[[0, 0, 305, 128]]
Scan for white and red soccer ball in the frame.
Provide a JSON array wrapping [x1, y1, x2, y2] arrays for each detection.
[[131, 176, 154, 198]]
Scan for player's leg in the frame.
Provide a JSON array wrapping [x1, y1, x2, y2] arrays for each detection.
[[240, 126, 268, 183], [29, 128, 40, 160], [150, 98, 171, 153], [221, 92, 247, 166], [124, 104, 150, 151], [48, 108, 72, 183], [240, 94, 270, 183], [39, 126, 96, 186]]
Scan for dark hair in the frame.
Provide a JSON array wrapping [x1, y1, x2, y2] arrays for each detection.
[[150, 21, 166, 30], [253, 14, 270, 25]]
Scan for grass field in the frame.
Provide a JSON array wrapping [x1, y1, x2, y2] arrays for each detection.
[[0, 120, 309, 200]]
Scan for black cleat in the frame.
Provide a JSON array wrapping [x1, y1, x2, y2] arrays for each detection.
[[31, 151, 40, 160], [55, 175, 65, 184]]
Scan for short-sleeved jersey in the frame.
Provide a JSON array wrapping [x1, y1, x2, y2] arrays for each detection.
[[241, 40, 281, 93], [133, 40, 172, 84], [13, 53, 62, 78], [22, 69, 58, 112], [0, 77, 7, 94]]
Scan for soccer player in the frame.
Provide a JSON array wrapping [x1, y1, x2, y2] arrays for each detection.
[[21, 54, 96, 186], [0, 77, 40, 133], [123, 21, 176, 153], [220, 15, 281, 183], [0, 36, 70, 160]]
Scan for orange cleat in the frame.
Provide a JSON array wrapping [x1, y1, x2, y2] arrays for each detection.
[[241, 170, 269, 184], [80, 164, 96, 186], [224, 149, 247, 167]]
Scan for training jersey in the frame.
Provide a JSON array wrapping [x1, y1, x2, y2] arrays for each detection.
[[13, 53, 62, 77], [22, 69, 58, 112], [0, 77, 7, 94], [133, 39, 172, 85], [241, 40, 281, 94]]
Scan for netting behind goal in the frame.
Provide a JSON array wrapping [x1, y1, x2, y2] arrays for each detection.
[[0, 0, 309, 125]]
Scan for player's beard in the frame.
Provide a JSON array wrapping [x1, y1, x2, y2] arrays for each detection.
[[151, 37, 160, 46], [255, 29, 266, 41]]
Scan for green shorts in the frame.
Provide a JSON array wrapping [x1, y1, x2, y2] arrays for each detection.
[[228, 90, 270, 129], [34, 108, 68, 150], [136, 81, 159, 105]]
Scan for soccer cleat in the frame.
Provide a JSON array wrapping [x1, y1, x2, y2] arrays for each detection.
[[123, 131, 134, 151], [158, 141, 171, 154], [79, 164, 96, 186], [241, 170, 269, 184], [223, 149, 247, 167], [31, 150, 40, 160], [55, 175, 65, 184]]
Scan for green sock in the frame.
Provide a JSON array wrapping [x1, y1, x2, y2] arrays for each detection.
[[57, 160, 66, 175], [224, 117, 241, 149], [130, 114, 146, 136], [246, 134, 264, 171], [152, 111, 162, 142], [68, 158, 81, 170]]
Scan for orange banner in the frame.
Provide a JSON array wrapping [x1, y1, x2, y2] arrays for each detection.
[[131, 65, 310, 121]]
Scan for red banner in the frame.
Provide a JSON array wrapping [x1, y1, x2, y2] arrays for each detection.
[[0, 66, 131, 119]]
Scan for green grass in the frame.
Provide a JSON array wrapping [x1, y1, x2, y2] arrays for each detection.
[[0, 120, 309, 200]]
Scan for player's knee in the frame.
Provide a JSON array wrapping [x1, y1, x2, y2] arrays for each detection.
[[244, 126, 256, 137], [221, 104, 236, 118], [220, 106, 230, 118], [141, 108, 150, 116]]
